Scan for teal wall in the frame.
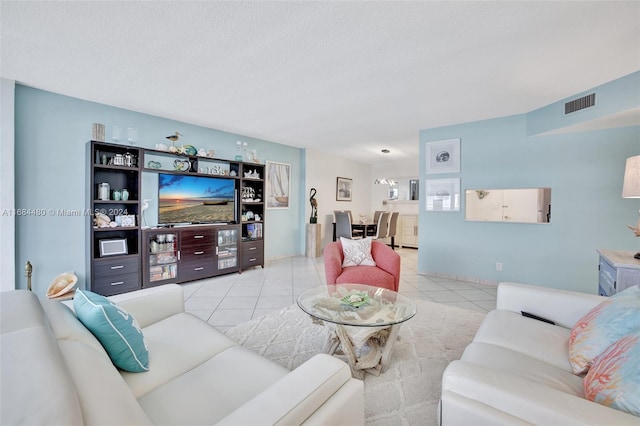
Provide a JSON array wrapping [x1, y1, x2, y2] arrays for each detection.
[[419, 73, 640, 293], [527, 71, 640, 136], [14, 85, 304, 293]]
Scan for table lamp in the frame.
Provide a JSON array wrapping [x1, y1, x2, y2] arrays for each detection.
[[622, 155, 640, 258]]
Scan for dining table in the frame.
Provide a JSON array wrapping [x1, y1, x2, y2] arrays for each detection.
[[332, 221, 377, 241]]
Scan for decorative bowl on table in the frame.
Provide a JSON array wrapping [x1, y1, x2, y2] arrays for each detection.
[[340, 292, 370, 308]]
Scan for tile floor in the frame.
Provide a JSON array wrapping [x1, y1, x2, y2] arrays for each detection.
[[182, 247, 497, 331]]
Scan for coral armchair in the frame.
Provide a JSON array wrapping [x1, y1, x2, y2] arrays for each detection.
[[324, 240, 401, 292]]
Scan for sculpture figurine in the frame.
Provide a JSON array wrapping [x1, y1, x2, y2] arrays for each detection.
[[309, 188, 318, 224]]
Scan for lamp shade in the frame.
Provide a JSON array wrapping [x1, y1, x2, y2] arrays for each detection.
[[622, 155, 640, 198]]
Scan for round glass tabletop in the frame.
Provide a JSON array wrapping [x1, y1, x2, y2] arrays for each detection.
[[296, 283, 417, 327]]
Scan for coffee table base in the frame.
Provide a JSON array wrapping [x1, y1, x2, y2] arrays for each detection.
[[313, 318, 402, 379]]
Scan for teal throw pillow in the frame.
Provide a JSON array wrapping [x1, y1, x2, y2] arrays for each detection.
[[74, 289, 149, 372]]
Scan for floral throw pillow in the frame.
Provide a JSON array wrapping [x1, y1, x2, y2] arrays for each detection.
[[583, 332, 640, 416], [569, 285, 640, 374], [340, 237, 376, 267]]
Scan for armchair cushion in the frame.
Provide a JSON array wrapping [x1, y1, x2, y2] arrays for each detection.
[[336, 266, 395, 291], [340, 237, 376, 267]]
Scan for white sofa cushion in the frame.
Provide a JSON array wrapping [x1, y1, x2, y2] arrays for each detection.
[[42, 293, 153, 425], [496, 282, 604, 329], [138, 345, 288, 424], [442, 361, 640, 425], [40, 297, 110, 360], [461, 342, 583, 397], [59, 340, 153, 425], [121, 312, 238, 398], [472, 310, 572, 372], [1, 291, 83, 425], [218, 353, 363, 426]]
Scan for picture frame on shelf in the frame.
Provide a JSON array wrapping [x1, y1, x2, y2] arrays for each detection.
[[116, 214, 136, 227], [425, 138, 460, 174], [425, 178, 460, 212], [266, 161, 291, 209], [336, 177, 352, 201]]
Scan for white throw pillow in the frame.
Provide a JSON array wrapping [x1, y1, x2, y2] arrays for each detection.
[[340, 237, 377, 267]]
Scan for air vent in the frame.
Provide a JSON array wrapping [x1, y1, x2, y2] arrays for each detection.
[[565, 93, 596, 115]]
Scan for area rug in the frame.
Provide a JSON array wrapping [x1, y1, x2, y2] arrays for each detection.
[[224, 299, 486, 425]]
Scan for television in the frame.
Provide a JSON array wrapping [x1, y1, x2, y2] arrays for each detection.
[[158, 173, 236, 225]]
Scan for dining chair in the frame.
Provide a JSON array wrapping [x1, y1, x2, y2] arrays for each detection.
[[337, 210, 365, 238], [334, 211, 362, 240], [368, 210, 384, 236], [372, 212, 390, 240], [387, 212, 400, 250]]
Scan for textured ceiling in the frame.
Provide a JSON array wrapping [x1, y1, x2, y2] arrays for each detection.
[[2, 1, 639, 165]]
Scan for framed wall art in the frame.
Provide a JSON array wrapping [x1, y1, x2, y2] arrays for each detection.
[[425, 138, 460, 174], [425, 178, 460, 211], [266, 161, 291, 209], [336, 177, 352, 201]]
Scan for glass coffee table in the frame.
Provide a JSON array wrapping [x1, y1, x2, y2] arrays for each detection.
[[297, 284, 417, 379]]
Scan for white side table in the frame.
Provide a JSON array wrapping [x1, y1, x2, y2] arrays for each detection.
[[596, 249, 640, 296]]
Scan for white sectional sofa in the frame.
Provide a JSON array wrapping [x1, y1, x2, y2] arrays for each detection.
[[440, 282, 639, 425], [1, 284, 364, 425]]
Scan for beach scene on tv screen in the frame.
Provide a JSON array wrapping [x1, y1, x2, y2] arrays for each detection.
[[159, 174, 235, 224]]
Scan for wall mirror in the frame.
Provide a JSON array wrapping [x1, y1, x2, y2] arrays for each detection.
[[465, 188, 552, 223]]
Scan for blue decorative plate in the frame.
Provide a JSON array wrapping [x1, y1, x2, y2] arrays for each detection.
[[183, 145, 197, 156]]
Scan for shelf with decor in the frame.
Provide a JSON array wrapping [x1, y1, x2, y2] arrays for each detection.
[[87, 141, 268, 296], [142, 147, 241, 177], [216, 226, 240, 272], [87, 140, 142, 296], [142, 229, 179, 287], [239, 163, 265, 270]]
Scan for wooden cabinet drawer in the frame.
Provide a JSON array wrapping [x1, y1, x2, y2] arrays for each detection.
[[94, 256, 139, 278], [242, 251, 264, 269], [179, 263, 216, 282], [92, 272, 140, 296], [241, 240, 263, 269], [180, 229, 215, 247], [242, 240, 264, 255], [181, 247, 216, 264]]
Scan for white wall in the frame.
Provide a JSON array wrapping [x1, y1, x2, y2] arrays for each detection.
[[0, 78, 16, 291], [305, 149, 372, 248], [372, 159, 419, 214]]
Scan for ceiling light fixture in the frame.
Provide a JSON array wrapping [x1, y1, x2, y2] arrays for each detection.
[[374, 178, 397, 185]]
